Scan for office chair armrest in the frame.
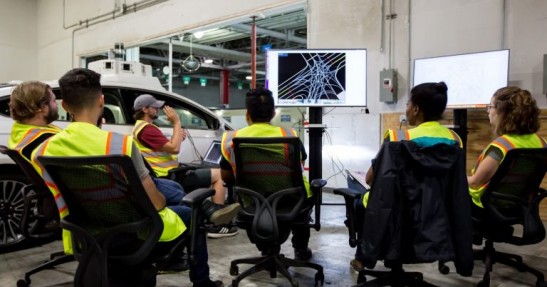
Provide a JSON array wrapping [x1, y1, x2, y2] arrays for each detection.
[[333, 187, 364, 199], [310, 179, 327, 231], [181, 187, 215, 205], [333, 188, 365, 248], [311, 179, 327, 190], [181, 187, 215, 265], [166, 164, 199, 181]]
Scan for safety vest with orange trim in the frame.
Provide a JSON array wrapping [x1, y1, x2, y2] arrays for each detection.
[[132, 120, 179, 177], [8, 122, 61, 163], [32, 122, 186, 254], [363, 121, 462, 207], [221, 123, 311, 197], [469, 133, 547, 208], [384, 121, 463, 148]]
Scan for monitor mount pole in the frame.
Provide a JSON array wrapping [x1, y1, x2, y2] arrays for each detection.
[[308, 107, 324, 182]]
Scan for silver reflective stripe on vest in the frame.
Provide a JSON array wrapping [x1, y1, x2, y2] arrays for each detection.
[[395, 130, 408, 141], [494, 136, 514, 151], [15, 129, 41, 150], [108, 133, 126, 154]]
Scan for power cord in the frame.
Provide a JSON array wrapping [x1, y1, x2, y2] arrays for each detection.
[[183, 127, 203, 162]]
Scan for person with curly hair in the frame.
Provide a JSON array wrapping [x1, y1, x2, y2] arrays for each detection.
[[468, 86, 547, 209]]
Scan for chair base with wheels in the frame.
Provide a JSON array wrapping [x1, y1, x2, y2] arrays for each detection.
[[473, 239, 546, 287], [230, 245, 324, 287], [16, 252, 74, 287], [353, 263, 439, 287]]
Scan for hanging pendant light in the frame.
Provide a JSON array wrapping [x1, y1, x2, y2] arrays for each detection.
[[182, 34, 201, 72]]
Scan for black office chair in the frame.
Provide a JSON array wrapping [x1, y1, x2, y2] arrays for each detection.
[[0, 145, 74, 287], [335, 141, 473, 286], [472, 148, 547, 287], [228, 137, 326, 287], [37, 154, 214, 287]]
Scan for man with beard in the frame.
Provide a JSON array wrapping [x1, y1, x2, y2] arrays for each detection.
[[8, 81, 61, 162], [132, 94, 239, 238]]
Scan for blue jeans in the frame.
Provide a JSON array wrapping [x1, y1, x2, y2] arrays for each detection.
[[153, 177, 186, 206], [167, 205, 209, 284], [153, 178, 209, 283]]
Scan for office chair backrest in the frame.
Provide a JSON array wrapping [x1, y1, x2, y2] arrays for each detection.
[[481, 148, 547, 244], [0, 145, 48, 193], [232, 137, 307, 241], [233, 137, 303, 190], [37, 155, 163, 262], [233, 137, 305, 200]]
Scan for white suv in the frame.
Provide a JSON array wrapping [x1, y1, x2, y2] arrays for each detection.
[[0, 59, 232, 250]]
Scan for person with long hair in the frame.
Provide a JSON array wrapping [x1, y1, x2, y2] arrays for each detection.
[[468, 86, 546, 210]]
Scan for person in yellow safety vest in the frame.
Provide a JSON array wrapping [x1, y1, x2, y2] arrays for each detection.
[[31, 68, 225, 287], [350, 81, 464, 273], [132, 94, 240, 239], [468, 86, 547, 213], [8, 81, 62, 239], [219, 87, 314, 262], [8, 81, 61, 162]]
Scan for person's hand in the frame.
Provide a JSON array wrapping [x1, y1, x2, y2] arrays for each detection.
[[163, 106, 180, 125]]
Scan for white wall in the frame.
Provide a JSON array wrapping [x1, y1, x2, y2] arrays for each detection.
[[0, 0, 37, 82]]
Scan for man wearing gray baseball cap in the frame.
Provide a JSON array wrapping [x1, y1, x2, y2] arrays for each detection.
[[133, 94, 165, 110]]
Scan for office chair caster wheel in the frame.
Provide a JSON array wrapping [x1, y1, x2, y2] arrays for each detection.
[[17, 279, 30, 287], [477, 279, 490, 287], [229, 265, 239, 276], [231, 279, 239, 287], [438, 262, 450, 274], [314, 272, 324, 286]]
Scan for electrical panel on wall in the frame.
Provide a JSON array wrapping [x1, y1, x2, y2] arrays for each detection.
[[380, 69, 398, 103]]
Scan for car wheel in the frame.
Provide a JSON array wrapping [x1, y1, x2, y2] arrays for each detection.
[[0, 173, 29, 249]]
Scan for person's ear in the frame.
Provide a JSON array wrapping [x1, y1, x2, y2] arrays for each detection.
[[98, 94, 105, 108], [412, 105, 419, 116], [61, 100, 70, 113]]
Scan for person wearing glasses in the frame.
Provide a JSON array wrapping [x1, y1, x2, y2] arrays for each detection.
[[467, 86, 547, 213]]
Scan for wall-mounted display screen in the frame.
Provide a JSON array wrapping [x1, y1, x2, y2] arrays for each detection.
[[266, 49, 367, 107], [413, 49, 509, 108]]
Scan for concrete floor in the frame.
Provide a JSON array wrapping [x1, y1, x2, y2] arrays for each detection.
[[1, 193, 546, 287]]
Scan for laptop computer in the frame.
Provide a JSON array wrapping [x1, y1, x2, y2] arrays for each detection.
[[182, 140, 222, 168]]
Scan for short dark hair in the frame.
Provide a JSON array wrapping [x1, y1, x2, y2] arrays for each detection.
[[410, 82, 448, 122], [492, 86, 540, 135], [246, 88, 275, 123], [58, 68, 102, 113]]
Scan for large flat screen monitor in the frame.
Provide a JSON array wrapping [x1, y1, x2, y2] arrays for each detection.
[[413, 49, 509, 108], [266, 49, 367, 107]]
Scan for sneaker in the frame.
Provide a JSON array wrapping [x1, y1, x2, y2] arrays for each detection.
[[202, 200, 241, 225], [193, 279, 224, 287], [350, 258, 364, 273], [294, 247, 312, 261], [207, 224, 239, 238]]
